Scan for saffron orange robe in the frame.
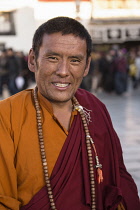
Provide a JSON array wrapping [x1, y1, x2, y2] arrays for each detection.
[[0, 89, 76, 209]]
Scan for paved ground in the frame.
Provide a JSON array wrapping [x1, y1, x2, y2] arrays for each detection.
[[94, 85, 140, 197]]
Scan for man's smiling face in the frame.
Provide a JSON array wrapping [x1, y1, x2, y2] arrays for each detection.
[[29, 32, 91, 105]]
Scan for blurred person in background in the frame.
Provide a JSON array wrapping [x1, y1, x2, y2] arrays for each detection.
[[80, 56, 94, 91], [6, 48, 20, 95], [0, 16, 140, 210], [98, 50, 116, 93], [114, 49, 128, 95], [135, 50, 140, 87], [0, 49, 9, 98], [128, 49, 138, 89], [89, 51, 101, 93], [16, 51, 30, 90]]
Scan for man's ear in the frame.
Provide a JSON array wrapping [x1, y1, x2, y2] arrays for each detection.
[[83, 56, 91, 77], [28, 48, 37, 73]]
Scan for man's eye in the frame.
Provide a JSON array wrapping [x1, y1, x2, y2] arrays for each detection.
[[71, 59, 80, 63], [48, 56, 58, 61]]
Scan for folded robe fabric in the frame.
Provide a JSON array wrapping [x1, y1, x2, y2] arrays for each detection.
[[21, 89, 140, 210]]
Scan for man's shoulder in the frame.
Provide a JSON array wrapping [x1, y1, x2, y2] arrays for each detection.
[[0, 89, 33, 109], [75, 88, 104, 108]]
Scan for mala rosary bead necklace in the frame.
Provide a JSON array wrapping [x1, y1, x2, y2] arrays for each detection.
[[73, 97, 103, 210], [33, 86, 103, 210], [33, 87, 57, 210]]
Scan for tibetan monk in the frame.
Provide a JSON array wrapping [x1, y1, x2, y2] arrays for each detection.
[[0, 17, 140, 210]]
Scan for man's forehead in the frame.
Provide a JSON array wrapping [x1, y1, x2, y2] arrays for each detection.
[[42, 32, 86, 44]]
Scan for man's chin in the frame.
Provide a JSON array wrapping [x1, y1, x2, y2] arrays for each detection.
[[46, 93, 73, 103], [49, 97, 72, 104]]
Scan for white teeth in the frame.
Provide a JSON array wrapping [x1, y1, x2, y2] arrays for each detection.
[[54, 83, 69, 87]]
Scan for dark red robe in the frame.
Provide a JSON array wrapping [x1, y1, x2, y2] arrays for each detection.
[[21, 89, 140, 210]]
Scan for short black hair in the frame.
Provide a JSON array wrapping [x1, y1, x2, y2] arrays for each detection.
[[32, 16, 92, 59]]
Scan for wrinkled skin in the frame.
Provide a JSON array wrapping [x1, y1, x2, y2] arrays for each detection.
[[28, 32, 91, 108]]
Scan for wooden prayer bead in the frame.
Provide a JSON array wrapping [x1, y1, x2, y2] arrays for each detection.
[[39, 134, 43, 139], [37, 116, 41, 119], [88, 156, 93, 161], [49, 195, 53, 199], [41, 154, 46, 159], [91, 181, 95, 185], [50, 198, 54, 202], [44, 169, 48, 173], [90, 166, 94, 171], [39, 138, 44, 142], [90, 173, 94, 178], [92, 204, 96, 209], [40, 148, 45, 152], [45, 177, 49, 182], [88, 149, 92, 154], [42, 158, 47, 162], [43, 162, 47, 166], [48, 187, 52, 191], [91, 189, 95, 194], [47, 183, 51, 187]]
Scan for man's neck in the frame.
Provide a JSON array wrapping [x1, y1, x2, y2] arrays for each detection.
[[52, 100, 73, 131]]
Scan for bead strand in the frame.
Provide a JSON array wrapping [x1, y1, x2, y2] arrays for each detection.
[[73, 97, 96, 210], [33, 87, 57, 210]]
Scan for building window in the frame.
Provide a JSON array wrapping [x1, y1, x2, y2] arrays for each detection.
[[0, 12, 15, 35]]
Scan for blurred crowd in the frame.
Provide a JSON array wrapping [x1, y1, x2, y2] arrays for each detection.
[[81, 46, 140, 95], [0, 48, 35, 98], [0, 46, 140, 98]]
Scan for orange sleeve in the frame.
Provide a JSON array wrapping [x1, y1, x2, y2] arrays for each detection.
[[0, 100, 21, 209]]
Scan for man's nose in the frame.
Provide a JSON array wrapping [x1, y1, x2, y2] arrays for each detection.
[[56, 60, 69, 77]]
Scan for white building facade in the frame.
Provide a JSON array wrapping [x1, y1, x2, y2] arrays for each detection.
[[0, 0, 91, 53], [0, 0, 140, 53]]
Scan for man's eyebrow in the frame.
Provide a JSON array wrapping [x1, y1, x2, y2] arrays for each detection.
[[69, 55, 84, 60], [45, 51, 60, 56]]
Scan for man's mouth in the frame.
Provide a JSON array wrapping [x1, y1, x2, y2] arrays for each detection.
[[53, 83, 70, 88]]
